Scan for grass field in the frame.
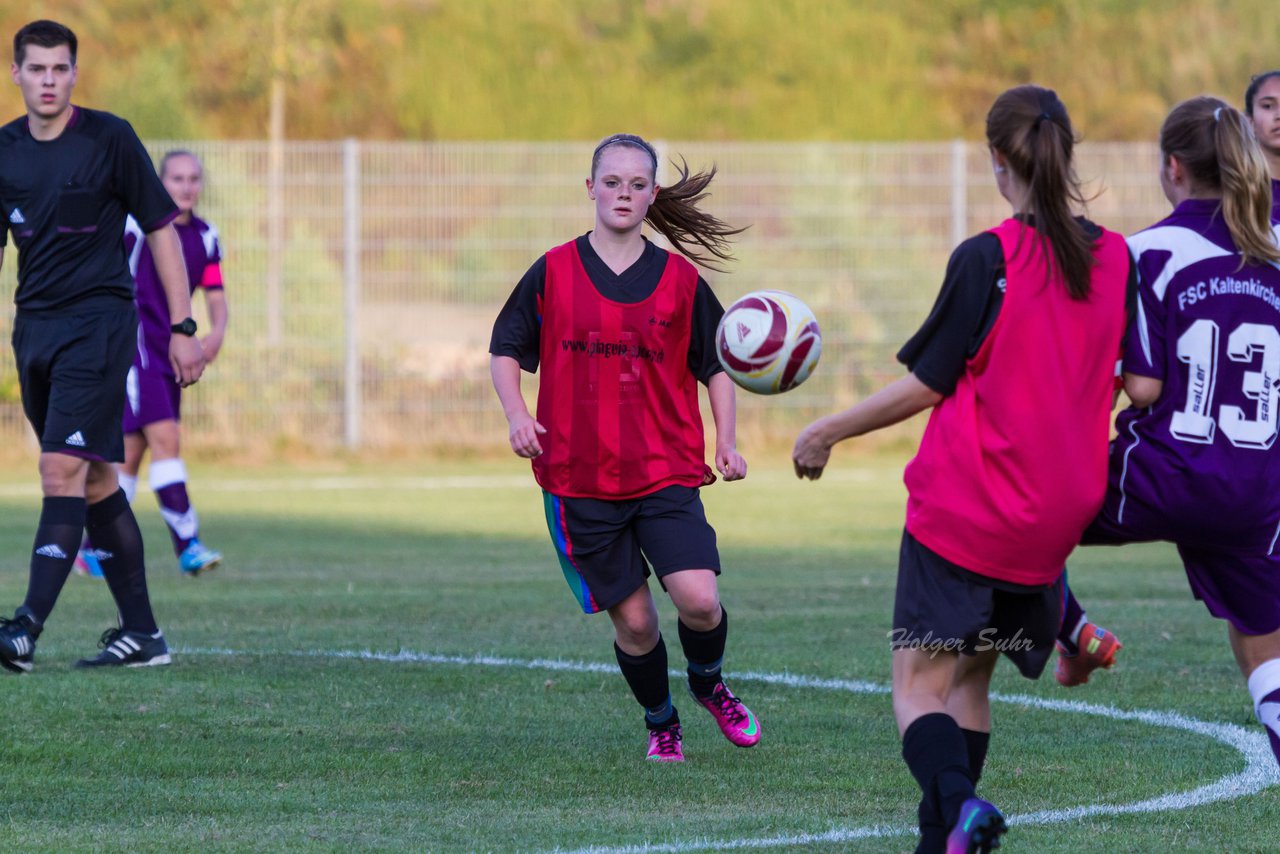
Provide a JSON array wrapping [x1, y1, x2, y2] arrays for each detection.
[[0, 453, 1276, 853]]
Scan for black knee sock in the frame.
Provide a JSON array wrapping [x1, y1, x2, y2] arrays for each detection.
[[87, 490, 159, 635], [962, 728, 991, 785], [1057, 579, 1087, 654], [21, 496, 88, 627], [914, 797, 947, 854], [615, 637, 676, 729], [902, 713, 975, 832], [678, 606, 727, 698]]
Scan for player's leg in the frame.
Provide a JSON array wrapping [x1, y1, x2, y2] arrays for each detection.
[[543, 490, 678, 759], [892, 531, 1010, 853], [607, 584, 682, 761], [76, 458, 170, 668], [894, 648, 985, 854], [79, 376, 148, 578], [2, 314, 93, 672], [1231, 626, 1280, 768], [640, 485, 760, 748], [133, 370, 219, 575]]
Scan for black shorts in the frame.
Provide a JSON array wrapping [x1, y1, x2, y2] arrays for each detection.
[[891, 530, 1063, 679], [542, 485, 721, 614], [12, 302, 137, 463]]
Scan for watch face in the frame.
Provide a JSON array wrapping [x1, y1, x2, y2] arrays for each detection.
[[172, 318, 197, 336]]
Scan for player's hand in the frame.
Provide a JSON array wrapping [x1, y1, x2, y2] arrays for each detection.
[[716, 443, 747, 481], [169, 334, 206, 388], [201, 331, 225, 364], [792, 419, 833, 480], [507, 411, 547, 458]]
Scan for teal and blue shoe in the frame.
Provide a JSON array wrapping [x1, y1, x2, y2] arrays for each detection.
[[179, 539, 223, 576]]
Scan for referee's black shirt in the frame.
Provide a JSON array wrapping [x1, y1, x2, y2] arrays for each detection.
[[0, 106, 177, 313]]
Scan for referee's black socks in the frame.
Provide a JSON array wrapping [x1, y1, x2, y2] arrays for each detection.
[[22, 495, 87, 626], [615, 637, 677, 729], [679, 606, 728, 698], [87, 489, 159, 635]]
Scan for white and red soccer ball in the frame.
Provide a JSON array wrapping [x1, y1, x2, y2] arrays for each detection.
[[715, 290, 822, 395]]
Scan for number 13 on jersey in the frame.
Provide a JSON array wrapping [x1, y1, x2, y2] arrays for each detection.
[[1171, 319, 1280, 449]]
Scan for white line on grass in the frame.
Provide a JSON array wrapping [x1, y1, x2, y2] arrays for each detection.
[[179, 646, 1280, 852], [0, 468, 887, 498]]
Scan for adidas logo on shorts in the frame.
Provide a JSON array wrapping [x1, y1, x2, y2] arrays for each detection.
[[8, 208, 24, 224], [35, 544, 68, 559], [65, 431, 86, 447]]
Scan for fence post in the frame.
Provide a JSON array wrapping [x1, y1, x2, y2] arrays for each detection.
[[343, 138, 362, 449], [950, 138, 967, 248]]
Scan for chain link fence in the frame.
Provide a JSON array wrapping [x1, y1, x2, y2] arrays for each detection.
[[0, 140, 1169, 453]]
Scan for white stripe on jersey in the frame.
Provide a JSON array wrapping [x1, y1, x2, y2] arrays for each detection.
[[123, 215, 145, 279], [1126, 225, 1234, 302], [201, 222, 221, 262]]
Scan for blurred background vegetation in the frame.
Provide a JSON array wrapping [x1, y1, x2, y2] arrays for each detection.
[[1, 0, 1276, 142]]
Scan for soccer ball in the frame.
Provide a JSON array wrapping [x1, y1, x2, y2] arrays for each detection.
[[715, 290, 822, 394]]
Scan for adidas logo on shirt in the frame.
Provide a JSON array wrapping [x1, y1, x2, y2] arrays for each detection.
[[35, 544, 68, 559], [8, 208, 24, 224], [65, 431, 86, 447]]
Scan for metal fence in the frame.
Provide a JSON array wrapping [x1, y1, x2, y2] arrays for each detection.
[[0, 140, 1169, 453]]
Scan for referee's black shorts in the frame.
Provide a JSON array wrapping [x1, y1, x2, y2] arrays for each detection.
[[891, 529, 1063, 679], [12, 300, 138, 463]]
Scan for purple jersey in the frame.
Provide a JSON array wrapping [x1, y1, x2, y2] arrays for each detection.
[[124, 214, 223, 374], [1109, 198, 1280, 555]]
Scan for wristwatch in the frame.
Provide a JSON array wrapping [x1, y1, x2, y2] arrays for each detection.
[[170, 317, 198, 336]]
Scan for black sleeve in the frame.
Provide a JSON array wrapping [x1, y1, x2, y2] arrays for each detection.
[[689, 277, 726, 384], [108, 118, 178, 232], [896, 233, 1005, 396], [489, 255, 546, 373], [1121, 247, 1139, 351]]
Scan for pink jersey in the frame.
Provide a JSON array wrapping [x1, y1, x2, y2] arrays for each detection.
[[904, 219, 1130, 585], [532, 239, 707, 500]]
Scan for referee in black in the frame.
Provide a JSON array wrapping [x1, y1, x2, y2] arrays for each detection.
[[0, 20, 204, 671]]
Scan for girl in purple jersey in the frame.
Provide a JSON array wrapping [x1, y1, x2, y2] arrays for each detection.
[[75, 150, 227, 578], [1076, 97, 1280, 771], [1244, 71, 1280, 209], [1056, 71, 1280, 684]]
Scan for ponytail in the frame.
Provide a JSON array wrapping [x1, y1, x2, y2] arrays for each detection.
[[1161, 97, 1280, 267], [593, 134, 745, 272], [645, 158, 744, 272], [986, 85, 1095, 300]]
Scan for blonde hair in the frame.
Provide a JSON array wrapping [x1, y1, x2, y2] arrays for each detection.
[[1161, 97, 1280, 266]]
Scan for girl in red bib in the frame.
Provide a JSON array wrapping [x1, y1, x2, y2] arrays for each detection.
[[490, 134, 760, 762], [793, 87, 1133, 854]]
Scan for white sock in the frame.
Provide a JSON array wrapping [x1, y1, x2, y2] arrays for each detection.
[[1246, 658, 1280, 732], [118, 472, 138, 504]]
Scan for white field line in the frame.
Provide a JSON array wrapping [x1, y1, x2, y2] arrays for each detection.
[[178, 646, 1280, 853], [0, 468, 887, 498]]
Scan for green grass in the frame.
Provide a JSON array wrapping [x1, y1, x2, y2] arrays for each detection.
[[0, 454, 1276, 852]]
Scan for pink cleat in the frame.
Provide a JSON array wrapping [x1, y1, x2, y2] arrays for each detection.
[[646, 723, 683, 762], [691, 682, 761, 747]]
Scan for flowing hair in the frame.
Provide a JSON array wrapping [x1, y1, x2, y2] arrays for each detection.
[[1160, 97, 1280, 267], [985, 85, 1096, 300], [592, 133, 745, 271]]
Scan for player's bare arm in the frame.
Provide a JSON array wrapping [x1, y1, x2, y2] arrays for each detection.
[[707, 371, 746, 481], [201, 287, 229, 363], [490, 354, 545, 458], [793, 373, 942, 480]]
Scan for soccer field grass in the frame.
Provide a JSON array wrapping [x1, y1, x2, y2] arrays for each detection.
[[0, 454, 1276, 852]]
